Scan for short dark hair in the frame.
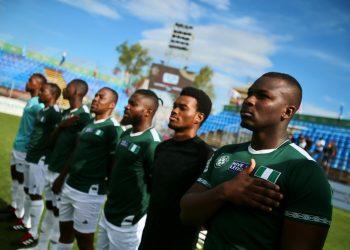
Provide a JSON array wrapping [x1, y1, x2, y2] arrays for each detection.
[[259, 72, 302, 108], [30, 73, 47, 85], [69, 79, 89, 96], [134, 89, 162, 112], [180, 87, 212, 124], [101, 87, 118, 104], [46, 82, 61, 100]]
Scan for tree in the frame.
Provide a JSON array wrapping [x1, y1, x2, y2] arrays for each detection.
[[116, 41, 152, 81], [193, 66, 215, 100]]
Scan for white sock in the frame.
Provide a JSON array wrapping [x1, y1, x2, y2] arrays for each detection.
[[56, 242, 74, 250], [23, 195, 32, 228], [37, 209, 54, 248], [11, 180, 19, 209], [15, 184, 25, 218], [28, 199, 44, 239]]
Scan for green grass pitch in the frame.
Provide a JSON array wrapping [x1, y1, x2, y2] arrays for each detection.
[[0, 112, 349, 249]]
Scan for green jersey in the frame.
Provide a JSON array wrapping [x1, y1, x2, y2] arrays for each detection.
[[197, 141, 332, 250], [25, 105, 62, 164], [66, 117, 124, 194], [104, 127, 161, 227], [47, 105, 92, 173]]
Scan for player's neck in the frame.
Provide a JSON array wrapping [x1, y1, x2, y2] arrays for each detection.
[[44, 100, 56, 108], [132, 121, 152, 133], [95, 112, 111, 121], [251, 128, 288, 150], [173, 128, 197, 141], [69, 98, 83, 110]]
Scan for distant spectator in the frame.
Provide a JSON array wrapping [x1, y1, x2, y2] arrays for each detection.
[[298, 135, 307, 149], [315, 137, 326, 153], [288, 134, 296, 143], [322, 141, 337, 172], [305, 136, 313, 153]]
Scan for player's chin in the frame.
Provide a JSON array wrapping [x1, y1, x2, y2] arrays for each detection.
[[240, 120, 255, 131], [120, 117, 131, 126]]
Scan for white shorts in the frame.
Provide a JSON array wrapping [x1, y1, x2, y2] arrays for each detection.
[[27, 157, 47, 195], [97, 211, 146, 250], [59, 183, 105, 234], [10, 150, 27, 172], [44, 169, 60, 208]]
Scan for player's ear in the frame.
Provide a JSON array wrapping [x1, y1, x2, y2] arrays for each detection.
[[194, 112, 204, 125], [281, 105, 296, 120], [109, 101, 116, 110]]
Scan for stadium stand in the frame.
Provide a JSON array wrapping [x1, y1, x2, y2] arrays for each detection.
[[0, 43, 129, 114], [199, 109, 350, 172]]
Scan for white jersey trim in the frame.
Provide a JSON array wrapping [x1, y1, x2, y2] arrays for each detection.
[[110, 117, 120, 127], [290, 143, 315, 161], [248, 140, 289, 155], [82, 105, 90, 113], [150, 128, 161, 142], [53, 104, 60, 112], [130, 127, 152, 137]]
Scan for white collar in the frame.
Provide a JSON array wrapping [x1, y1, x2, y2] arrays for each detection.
[[130, 127, 152, 137], [93, 117, 110, 124], [248, 140, 289, 155], [70, 107, 78, 113]]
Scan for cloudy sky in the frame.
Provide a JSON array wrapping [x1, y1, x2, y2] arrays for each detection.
[[0, 0, 349, 118]]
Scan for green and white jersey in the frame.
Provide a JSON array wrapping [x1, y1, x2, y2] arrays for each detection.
[[25, 105, 62, 164], [66, 117, 124, 195], [104, 127, 161, 227], [197, 140, 332, 250], [47, 105, 92, 173]]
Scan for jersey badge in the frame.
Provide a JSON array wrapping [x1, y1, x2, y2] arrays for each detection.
[[95, 129, 104, 136], [229, 160, 249, 173], [215, 154, 230, 168], [128, 143, 140, 154], [254, 166, 281, 184]]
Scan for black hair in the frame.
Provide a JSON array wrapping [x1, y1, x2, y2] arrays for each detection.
[[30, 73, 47, 85], [101, 87, 118, 104], [259, 72, 302, 108], [134, 89, 162, 112], [69, 79, 89, 96], [46, 82, 61, 100], [180, 86, 212, 124]]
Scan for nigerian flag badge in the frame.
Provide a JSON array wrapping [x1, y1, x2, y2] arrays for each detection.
[[129, 143, 140, 154], [254, 166, 281, 184]]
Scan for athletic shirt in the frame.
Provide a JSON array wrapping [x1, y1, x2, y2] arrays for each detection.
[[25, 105, 62, 164], [104, 127, 161, 227], [13, 96, 44, 152], [140, 136, 213, 250], [197, 140, 332, 250], [47, 105, 92, 173], [66, 117, 124, 195]]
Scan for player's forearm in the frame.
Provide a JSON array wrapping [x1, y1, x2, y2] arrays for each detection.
[[180, 184, 226, 226]]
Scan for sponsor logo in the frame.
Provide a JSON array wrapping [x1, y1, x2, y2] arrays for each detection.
[[215, 154, 230, 168], [82, 127, 94, 133], [229, 160, 249, 173], [120, 140, 130, 148]]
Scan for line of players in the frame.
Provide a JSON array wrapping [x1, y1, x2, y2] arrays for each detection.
[[6, 71, 332, 250]]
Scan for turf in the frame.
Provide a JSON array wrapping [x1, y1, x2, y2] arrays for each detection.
[[0, 112, 349, 249]]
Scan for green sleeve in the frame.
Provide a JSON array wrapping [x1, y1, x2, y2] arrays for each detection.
[[107, 126, 118, 155], [196, 151, 218, 189], [284, 160, 332, 227], [144, 140, 159, 172]]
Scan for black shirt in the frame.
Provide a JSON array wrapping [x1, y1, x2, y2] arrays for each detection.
[[139, 136, 213, 250]]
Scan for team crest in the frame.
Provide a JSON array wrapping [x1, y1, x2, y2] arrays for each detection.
[[215, 154, 230, 168]]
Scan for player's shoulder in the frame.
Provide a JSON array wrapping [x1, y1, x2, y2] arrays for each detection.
[[284, 142, 316, 162], [146, 127, 162, 143]]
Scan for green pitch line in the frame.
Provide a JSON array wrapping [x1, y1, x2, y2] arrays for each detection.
[[0, 112, 349, 250]]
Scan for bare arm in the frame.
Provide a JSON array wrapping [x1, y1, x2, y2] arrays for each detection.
[[281, 219, 329, 250], [180, 169, 283, 226]]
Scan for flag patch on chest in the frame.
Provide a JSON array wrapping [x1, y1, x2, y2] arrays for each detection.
[[254, 166, 281, 184], [128, 143, 140, 154], [229, 160, 250, 173]]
